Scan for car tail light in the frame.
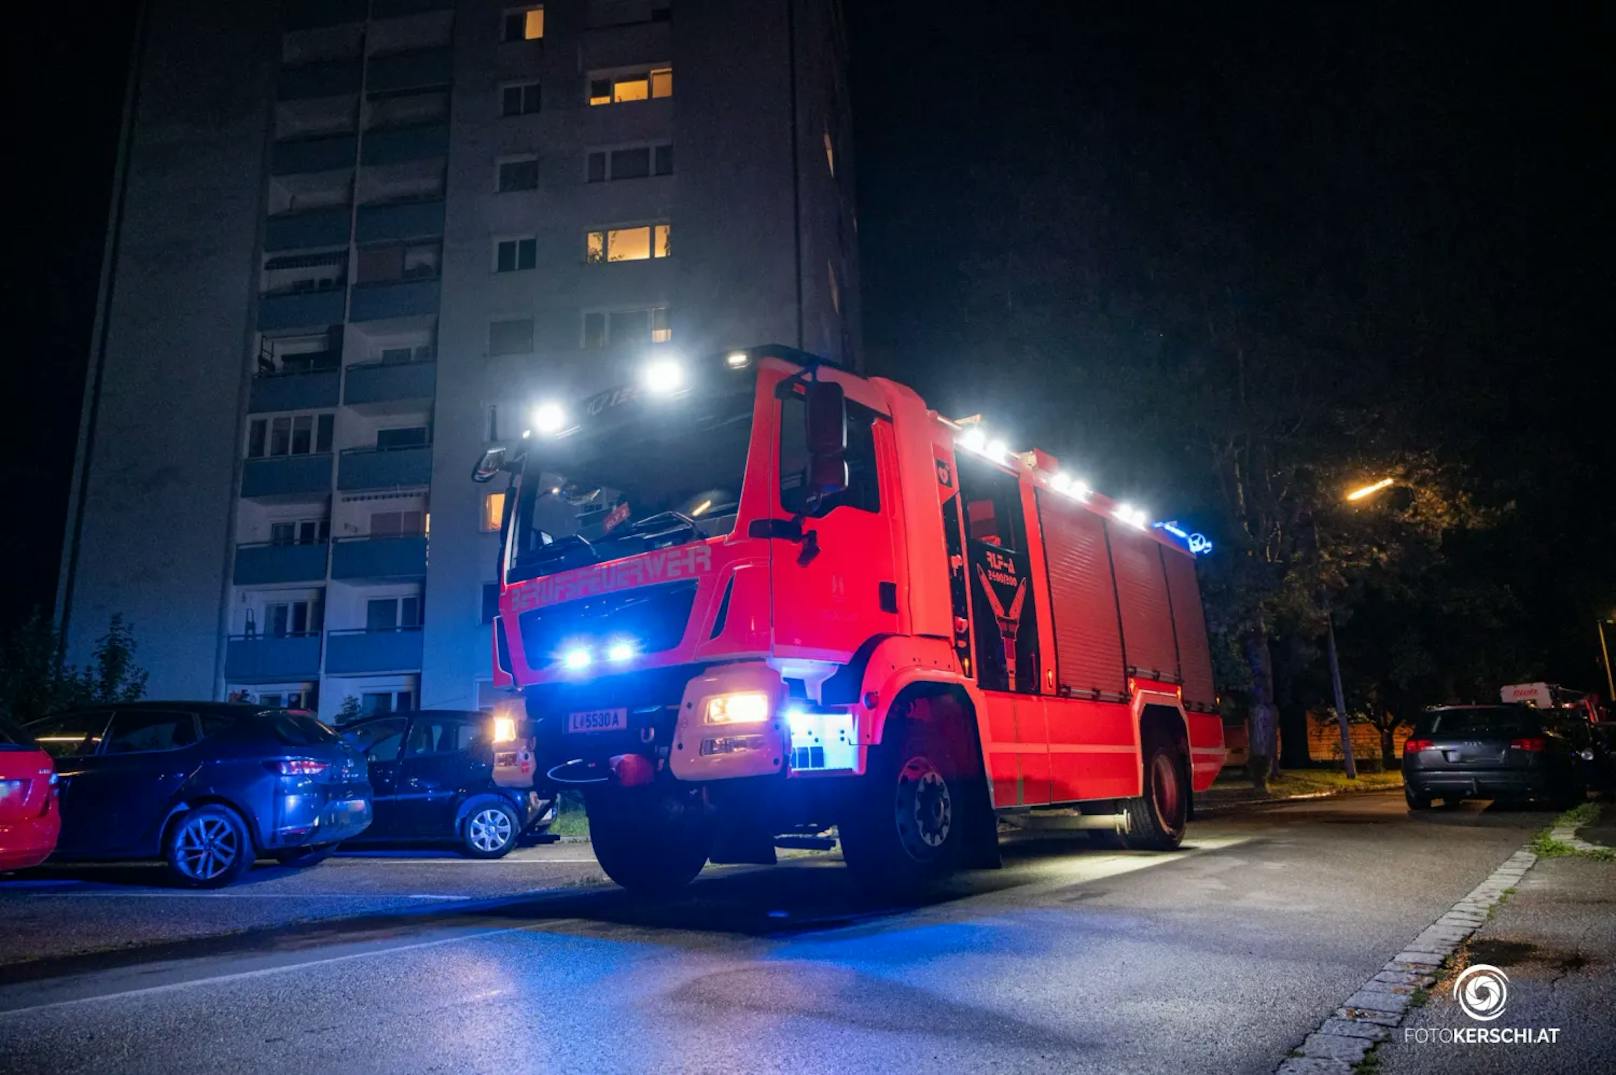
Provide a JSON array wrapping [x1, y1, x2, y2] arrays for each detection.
[[1509, 737, 1547, 752], [1404, 738, 1433, 753], [270, 758, 330, 777]]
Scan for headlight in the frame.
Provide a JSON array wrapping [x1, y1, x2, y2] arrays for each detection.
[[704, 691, 770, 724], [492, 715, 517, 744]]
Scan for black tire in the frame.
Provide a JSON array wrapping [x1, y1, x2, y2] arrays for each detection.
[[586, 785, 709, 894], [164, 804, 255, 888], [273, 844, 337, 868], [1119, 737, 1189, 850], [1405, 787, 1434, 811], [840, 712, 972, 896], [461, 798, 522, 859]]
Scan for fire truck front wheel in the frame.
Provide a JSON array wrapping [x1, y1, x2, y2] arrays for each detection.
[[585, 785, 710, 894], [1121, 736, 1189, 850], [840, 713, 971, 895]]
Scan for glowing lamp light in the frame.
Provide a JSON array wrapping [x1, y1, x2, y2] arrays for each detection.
[[1346, 477, 1395, 502], [959, 427, 987, 454], [642, 359, 685, 394], [491, 715, 517, 744], [532, 401, 568, 436], [605, 638, 639, 663], [561, 646, 592, 671], [704, 691, 771, 725], [1051, 472, 1090, 499], [725, 351, 750, 368], [985, 438, 1009, 461], [1114, 503, 1148, 529]]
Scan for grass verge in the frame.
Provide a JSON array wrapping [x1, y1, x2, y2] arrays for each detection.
[[1529, 801, 1614, 861], [549, 790, 590, 839]]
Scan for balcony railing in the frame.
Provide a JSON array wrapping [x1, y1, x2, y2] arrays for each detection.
[[277, 58, 363, 101], [325, 626, 424, 675], [250, 365, 341, 413], [343, 356, 437, 405], [224, 633, 323, 682], [360, 122, 449, 167], [337, 444, 432, 490], [330, 534, 427, 580], [233, 541, 330, 586], [258, 286, 347, 331], [264, 207, 352, 252], [271, 133, 359, 176], [355, 199, 443, 244], [348, 277, 440, 322], [242, 453, 334, 498], [365, 47, 453, 95]]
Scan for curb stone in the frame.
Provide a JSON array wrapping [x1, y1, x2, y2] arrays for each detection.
[[1273, 846, 1539, 1073]]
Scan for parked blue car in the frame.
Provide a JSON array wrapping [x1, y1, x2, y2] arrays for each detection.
[[25, 702, 372, 886]]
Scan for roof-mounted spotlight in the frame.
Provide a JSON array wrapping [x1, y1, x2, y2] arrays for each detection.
[[531, 401, 568, 436]]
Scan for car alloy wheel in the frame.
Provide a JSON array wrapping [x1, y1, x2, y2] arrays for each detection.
[[467, 806, 515, 853], [175, 814, 242, 883]]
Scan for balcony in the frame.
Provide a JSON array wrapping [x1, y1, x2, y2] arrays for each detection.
[[258, 287, 347, 331], [224, 634, 323, 682], [372, 0, 454, 16], [271, 134, 358, 176], [284, 0, 367, 31], [343, 358, 436, 405], [366, 47, 453, 94], [278, 58, 363, 101], [348, 278, 439, 322], [355, 199, 443, 244], [331, 535, 427, 580], [361, 123, 448, 167], [250, 367, 341, 413], [241, 454, 333, 498], [265, 208, 351, 252], [233, 542, 330, 586], [338, 445, 432, 491], [325, 627, 424, 675]]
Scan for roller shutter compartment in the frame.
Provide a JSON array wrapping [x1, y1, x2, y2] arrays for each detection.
[[1109, 526, 1179, 683], [1162, 550, 1216, 709], [1036, 492, 1126, 697]]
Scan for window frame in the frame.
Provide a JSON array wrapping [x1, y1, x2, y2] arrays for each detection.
[[778, 394, 884, 518], [579, 303, 671, 349], [500, 80, 542, 117], [488, 316, 536, 356], [584, 222, 671, 264], [246, 411, 335, 459], [495, 155, 539, 193], [493, 235, 538, 273], [101, 709, 202, 756], [501, 5, 544, 43], [587, 65, 673, 106], [585, 141, 674, 183]]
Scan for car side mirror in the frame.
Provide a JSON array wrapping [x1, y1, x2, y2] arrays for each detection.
[[471, 446, 508, 484], [804, 381, 848, 499]]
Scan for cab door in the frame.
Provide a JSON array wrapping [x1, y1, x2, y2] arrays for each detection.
[[769, 381, 901, 662]]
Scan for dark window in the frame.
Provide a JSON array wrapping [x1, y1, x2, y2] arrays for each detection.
[[102, 710, 199, 754], [654, 143, 673, 175], [610, 146, 651, 179], [271, 713, 338, 746], [489, 317, 534, 355], [349, 717, 406, 761], [1414, 708, 1538, 738], [407, 715, 475, 755], [482, 583, 501, 624], [958, 456, 1029, 552], [581, 311, 607, 349], [502, 6, 543, 42], [586, 152, 607, 183], [376, 426, 428, 450], [25, 711, 111, 758], [496, 238, 536, 272], [497, 158, 538, 192], [501, 82, 541, 116], [607, 308, 651, 345], [199, 712, 240, 739], [779, 395, 881, 516]]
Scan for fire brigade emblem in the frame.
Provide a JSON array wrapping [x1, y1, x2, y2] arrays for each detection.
[[974, 563, 1028, 684]]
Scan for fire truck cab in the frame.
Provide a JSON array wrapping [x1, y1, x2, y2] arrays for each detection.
[[477, 346, 1224, 893]]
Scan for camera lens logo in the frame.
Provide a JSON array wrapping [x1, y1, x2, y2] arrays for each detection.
[[1453, 963, 1509, 1021]]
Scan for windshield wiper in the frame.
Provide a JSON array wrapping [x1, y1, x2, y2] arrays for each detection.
[[597, 511, 702, 554], [524, 534, 600, 573]]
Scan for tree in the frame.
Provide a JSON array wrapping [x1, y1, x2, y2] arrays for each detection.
[[0, 611, 149, 724], [336, 695, 362, 724]]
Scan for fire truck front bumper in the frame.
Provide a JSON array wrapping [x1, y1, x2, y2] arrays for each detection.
[[668, 662, 789, 781]]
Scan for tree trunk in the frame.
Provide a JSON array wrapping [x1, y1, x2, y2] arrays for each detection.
[[1244, 624, 1280, 794], [1381, 721, 1397, 770]]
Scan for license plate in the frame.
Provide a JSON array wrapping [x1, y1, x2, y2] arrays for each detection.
[[568, 708, 628, 734], [0, 780, 22, 800]]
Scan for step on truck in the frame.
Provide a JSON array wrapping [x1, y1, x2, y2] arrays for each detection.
[[474, 345, 1225, 894]]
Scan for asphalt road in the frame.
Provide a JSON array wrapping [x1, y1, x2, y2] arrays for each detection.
[[0, 792, 1577, 1074]]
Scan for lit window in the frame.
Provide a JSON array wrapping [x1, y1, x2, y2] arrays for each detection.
[[497, 157, 538, 192], [651, 306, 671, 343], [501, 82, 541, 116], [503, 6, 544, 43], [588, 66, 673, 106], [585, 224, 672, 263], [494, 237, 537, 272], [482, 491, 506, 532]]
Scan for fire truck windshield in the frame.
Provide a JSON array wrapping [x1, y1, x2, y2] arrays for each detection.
[[506, 385, 756, 583]]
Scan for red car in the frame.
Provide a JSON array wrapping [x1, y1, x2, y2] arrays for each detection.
[[0, 716, 60, 871]]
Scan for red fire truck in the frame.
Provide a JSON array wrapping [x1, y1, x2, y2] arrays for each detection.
[[475, 346, 1224, 893]]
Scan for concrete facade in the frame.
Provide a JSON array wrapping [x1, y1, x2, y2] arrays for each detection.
[[59, 0, 858, 721]]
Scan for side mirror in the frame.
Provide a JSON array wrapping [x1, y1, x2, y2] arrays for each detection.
[[804, 381, 848, 498], [471, 446, 507, 484]]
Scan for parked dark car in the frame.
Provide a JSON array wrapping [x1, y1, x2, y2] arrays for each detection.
[[1403, 704, 1594, 810], [25, 703, 372, 886], [343, 710, 551, 858]]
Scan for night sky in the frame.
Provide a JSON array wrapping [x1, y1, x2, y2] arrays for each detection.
[[4, 3, 1610, 686]]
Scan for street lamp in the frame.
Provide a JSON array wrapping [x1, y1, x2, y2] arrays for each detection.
[[1345, 477, 1395, 502]]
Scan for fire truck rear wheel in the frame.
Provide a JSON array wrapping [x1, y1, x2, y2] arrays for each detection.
[[586, 786, 710, 895], [1120, 737, 1189, 850], [840, 714, 968, 895]]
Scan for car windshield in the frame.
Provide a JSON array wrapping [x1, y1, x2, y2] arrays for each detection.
[[1415, 708, 1537, 738], [507, 379, 757, 582], [270, 711, 340, 746]]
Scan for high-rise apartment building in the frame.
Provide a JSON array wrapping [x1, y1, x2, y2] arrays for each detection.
[[57, 0, 857, 722]]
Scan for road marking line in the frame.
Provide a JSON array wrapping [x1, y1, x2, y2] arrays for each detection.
[[1, 892, 475, 900], [0, 924, 544, 1017]]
